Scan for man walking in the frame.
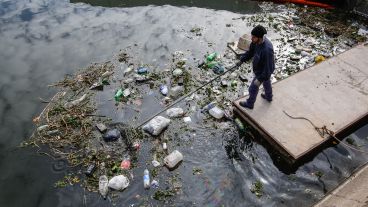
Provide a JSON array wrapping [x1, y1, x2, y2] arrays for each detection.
[[237, 25, 275, 109]]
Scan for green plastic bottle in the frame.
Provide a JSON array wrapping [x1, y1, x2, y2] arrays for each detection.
[[114, 89, 124, 102], [206, 52, 217, 62], [206, 61, 217, 69], [234, 118, 245, 132]]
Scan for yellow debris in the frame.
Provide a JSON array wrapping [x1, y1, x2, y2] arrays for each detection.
[[315, 55, 326, 63]]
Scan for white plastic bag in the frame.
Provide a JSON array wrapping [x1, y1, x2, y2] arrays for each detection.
[[108, 175, 129, 191], [166, 108, 184, 118], [143, 116, 171, 136]]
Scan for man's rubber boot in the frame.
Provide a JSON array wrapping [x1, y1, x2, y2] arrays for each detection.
[[261, 93, 272, 102], [239, 101, 254, 109]]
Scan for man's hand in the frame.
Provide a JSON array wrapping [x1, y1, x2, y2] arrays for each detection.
[[254, 79, 261, 87], [236, 61, 243, 67]]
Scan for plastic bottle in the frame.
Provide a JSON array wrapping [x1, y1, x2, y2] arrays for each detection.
[[206, 52, 217, 62], [201, 102, 216, 112], [164, 150, 183, 169], [114, 89, 124, 102], [160, 85, 168, 96], [143, 169, 150, 189], [137, 67, 148, 74], [234, 118, 245, 132]]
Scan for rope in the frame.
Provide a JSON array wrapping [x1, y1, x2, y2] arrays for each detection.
[[136, 64, 240, 128], [283, 110, 368, 154]]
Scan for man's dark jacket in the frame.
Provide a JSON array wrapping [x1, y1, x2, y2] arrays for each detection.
[[240, 37, 275, 82]]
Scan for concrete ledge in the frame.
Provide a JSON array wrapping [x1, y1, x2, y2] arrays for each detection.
[[314, 163, 368, 207]]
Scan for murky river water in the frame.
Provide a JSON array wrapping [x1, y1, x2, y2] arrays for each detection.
[[1, 0, 368, 206]]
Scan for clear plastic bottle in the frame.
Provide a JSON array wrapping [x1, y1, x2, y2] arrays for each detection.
[[143, 169, 150, 189], [201, 102, 216, 112]]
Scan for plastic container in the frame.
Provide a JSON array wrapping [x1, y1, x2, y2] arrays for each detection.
[[201, 102, 216, 112], [164, 150, 183, 169], [114, 89, 124, 102], [234, 118, 245, 132], [213, 64, 224, 74], [137, 67, 148, 74], [209, 107, 224, 119], [159, 85, 168, 96], [206, 52, 217, 62], [99, 175, 109, 199], [237, 34, 251, 50], [143, 169, 150, 189]]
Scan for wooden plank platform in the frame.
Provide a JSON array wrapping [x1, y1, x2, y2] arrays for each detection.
[[233, 43, 368, 161]]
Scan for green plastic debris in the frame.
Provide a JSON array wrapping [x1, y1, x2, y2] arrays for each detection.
[[231, 80, 238, 87], [206, 52, 217, 62], [206, 61, 218, 69], [114, 89, 124, 102], [234, 118, 245, 132]]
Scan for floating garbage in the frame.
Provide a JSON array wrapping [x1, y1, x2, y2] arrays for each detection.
[[206, 52, 217, 62], [164, 150, 183, 169], [133, 141, 140, 150], [114, 89, 124, 102], [177, 77, 184, 85], [143, 169, 150, 189], [108, 175, 129, 191], [85, 164, 96, 176], [137, 67, 148, 74], [239, 74, 248, 82], [121, 157, 131, 170], [123, 67, 133, 76], [123, 88, 131, 97], [99, 175, 109, 199], [231, 80, 238, 87], [37, 125, 49, 132], [96, 123, 107, 133], [315, 55, 326, 63], [135, 75, 149, 83], [201, 102, 216, 112], [166, 108, 184, 118], [47, 129, 59, 136], [151, 180, 159, 188], [170, 86, 184, 98], [152, 160, 160, 167], [123, 78, 134, 84], [213, 64, 224, 74], [183, 117, 192, 123], [173, 68, 183, 77], [64, 94, 87, 108], [101, 71, 114, 78], [159, 85, 168, 96], [143, 116, 171, 136], [301, 51, 309, 57], [89, 81, 104, 90], [209, 106, 224, 119], [221, 80, 228, 87], [103, 129, 121, 142], [163, 142, 167, 150], [234, 118, 245, 132]]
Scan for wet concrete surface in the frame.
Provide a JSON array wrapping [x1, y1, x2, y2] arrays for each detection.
[[0, 0, 368, 206]]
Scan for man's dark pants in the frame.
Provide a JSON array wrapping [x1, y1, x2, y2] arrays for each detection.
[[246, 77, 272, 106]]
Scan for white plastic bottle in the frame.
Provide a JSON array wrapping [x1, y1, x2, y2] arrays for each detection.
[[143, 169, 150, 189]]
